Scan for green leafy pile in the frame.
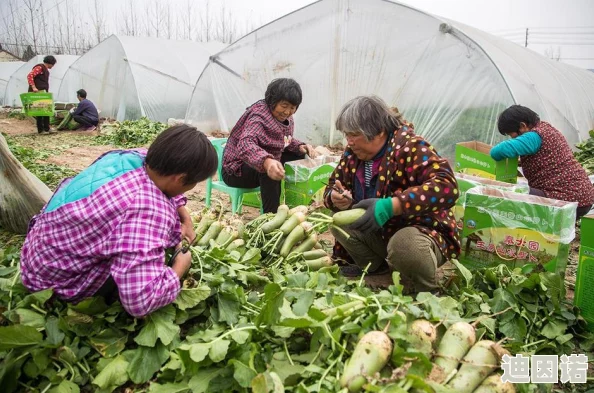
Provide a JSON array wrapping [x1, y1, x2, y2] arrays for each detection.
[[575, 129, 594, 175], [4, 134, 77, 190], [445, 261, 594, 356], [7, 110, 27, 121], [94, 118, 167, 148], [1, 214, 592, 392]]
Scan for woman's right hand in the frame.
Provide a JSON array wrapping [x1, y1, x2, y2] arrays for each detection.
[[330, 180, 353, 210], [263, 158, 285, 181], [32, 86, 38, 92], [171, 244, 192, 279]]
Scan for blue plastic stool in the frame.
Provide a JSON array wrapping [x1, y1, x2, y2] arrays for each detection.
[[205, 138, 261, 214]]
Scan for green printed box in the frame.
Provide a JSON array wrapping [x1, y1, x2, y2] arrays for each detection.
[[241, 186, 285, 209], [455, 141, 518, 183], [20, 92, 54, 117], [242, 191, 262, 208], [284, 156, 339, 207], [461, 187, 577, 273], [454, 173, 529, 226], [574, 215, 594, 330]]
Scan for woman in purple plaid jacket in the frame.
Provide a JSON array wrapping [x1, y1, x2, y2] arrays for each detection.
[[222, 78, 317, 213], [20, 126, 218, 318]]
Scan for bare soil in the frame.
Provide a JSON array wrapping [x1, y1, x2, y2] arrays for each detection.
[[0, 115, 580, 295]]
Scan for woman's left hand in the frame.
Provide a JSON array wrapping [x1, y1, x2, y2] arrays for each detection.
[[178, 206, 196, 242], [300, 144, 318, 158], [180, 220, 195, 243]]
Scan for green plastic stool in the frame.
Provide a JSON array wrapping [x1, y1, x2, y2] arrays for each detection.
[[205, 138, 261, 214]]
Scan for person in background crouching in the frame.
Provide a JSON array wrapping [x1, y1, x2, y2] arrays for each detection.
[[70, 89, 99, 131]]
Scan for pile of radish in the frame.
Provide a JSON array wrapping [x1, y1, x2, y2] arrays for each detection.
[[340, 319, 515, 393], [189, 205, 364, 271]]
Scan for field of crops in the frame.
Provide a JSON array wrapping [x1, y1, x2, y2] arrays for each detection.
[[0, 117, 593, 393]]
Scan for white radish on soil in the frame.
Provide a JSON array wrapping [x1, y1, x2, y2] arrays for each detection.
[[473, 373, 516, 393], [340, 330, 393, 392], [446, 340, 499, 393], [278, 211, 306, 236], [302, 249, 328, 260], [434, 322, 476, 379], [291, 232, 318, 254], [261, 204, 290, 234], [279, 222, 312, 257], [289, 205, 309, 215], [197, 221, 223, 247], [408, 319, 437, 358], [304, 255, 332, 270]]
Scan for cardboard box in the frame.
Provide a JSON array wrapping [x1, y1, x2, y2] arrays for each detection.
[[20, 92, 54, 117], [242, 191, 262, 208], [284, 156, 339, 207], [241, 186, 285, 209], [454, 173, 529, 225], [460, 187, 577, 273], [574, 215, 594, 330], [455, 141, 518, 183]]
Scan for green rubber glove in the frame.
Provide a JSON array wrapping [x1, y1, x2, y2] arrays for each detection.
[[349, 198, 394, 232]]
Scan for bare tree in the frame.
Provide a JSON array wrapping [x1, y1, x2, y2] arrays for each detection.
[[120, 0, 139, 36], [181, 0, 195, 40], [198, 0, 213, 42], [91, 0, 106, 44], [22, 0, 40, 53], [0, 0, 25, 57], [216, 3, 241, 43], [545, 46, 562, 62], [164, 2, 173, 39], [39, 0, 50, 54]]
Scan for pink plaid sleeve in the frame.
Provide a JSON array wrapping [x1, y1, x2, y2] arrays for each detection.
[[108, 192, 182, 318], [110, 249, 180, 318], [286, 136, 305, 154], [237, 117, 273, 172], [172, 194, 187, 208]]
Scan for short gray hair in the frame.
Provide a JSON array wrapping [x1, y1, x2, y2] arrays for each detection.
[[335, 96, 404, 140]]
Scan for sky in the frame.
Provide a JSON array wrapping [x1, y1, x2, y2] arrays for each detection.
[[1, 0, 593, 69], [228, 0, 594, 69]]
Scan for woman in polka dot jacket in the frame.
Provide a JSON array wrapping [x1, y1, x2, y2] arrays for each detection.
[[323, 96, 461, 293]]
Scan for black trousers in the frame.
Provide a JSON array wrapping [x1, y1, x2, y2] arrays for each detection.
[[222, 150, 304, 213], [73, 115, 98, 128], [95, 276, 119, 303], [35, 116, 50, 133]]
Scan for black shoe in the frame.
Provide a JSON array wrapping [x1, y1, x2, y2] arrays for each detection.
[[340, 265, 364, 277], [340, 264, 390, 278]]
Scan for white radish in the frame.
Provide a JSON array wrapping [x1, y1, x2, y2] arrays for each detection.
[[340, 330, 393, 392], [434, 322, 476, 378], [473, 373, 516, 393], [447, 340, 499, 393], [408, 319, 437, 358]]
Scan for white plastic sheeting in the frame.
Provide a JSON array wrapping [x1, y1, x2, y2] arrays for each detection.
[[0, 61, 24, 106], [185, 0, 594, 160], [57, 35, 226, 122], [4, 55, 79, 107]]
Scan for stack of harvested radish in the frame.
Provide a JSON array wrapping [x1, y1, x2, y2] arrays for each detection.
[[341, 320, 515, 393], [189, 204, 365, 271]]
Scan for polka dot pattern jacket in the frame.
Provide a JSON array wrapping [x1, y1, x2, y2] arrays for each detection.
[[324, 125, 462, 262]]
